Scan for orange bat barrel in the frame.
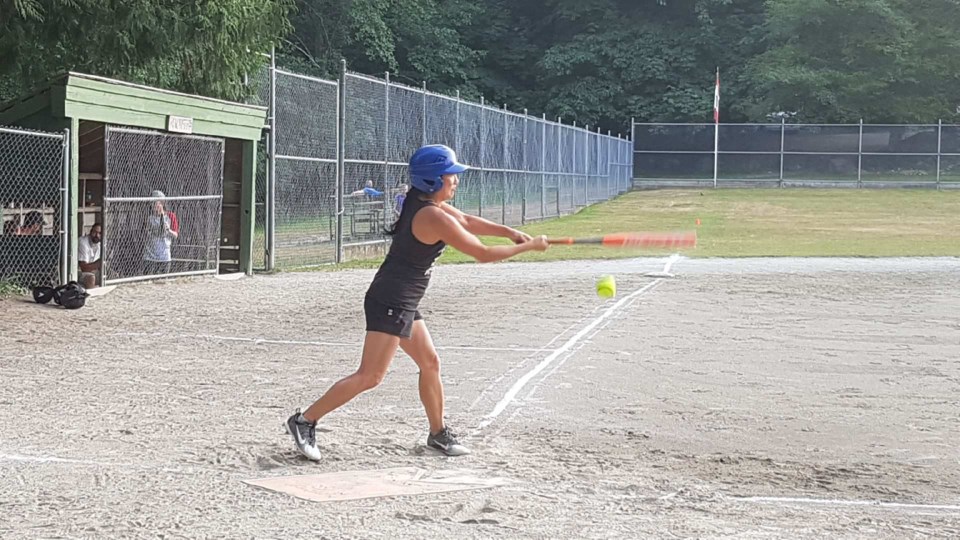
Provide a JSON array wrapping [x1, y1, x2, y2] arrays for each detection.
[[600, 232, 696, 248], [547, 231, 696, 248]]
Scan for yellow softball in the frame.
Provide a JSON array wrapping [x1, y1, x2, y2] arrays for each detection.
[[596, 275, 616, 299]]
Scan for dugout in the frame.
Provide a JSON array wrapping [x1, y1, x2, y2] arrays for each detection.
[[0, 72, 265, 286]]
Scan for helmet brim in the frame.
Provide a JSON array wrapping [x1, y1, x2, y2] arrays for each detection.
[[444, 162, 469, 174]]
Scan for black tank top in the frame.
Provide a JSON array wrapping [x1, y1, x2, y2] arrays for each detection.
[[365, 195, 446, 310]]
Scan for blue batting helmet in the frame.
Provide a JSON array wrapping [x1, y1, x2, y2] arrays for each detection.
[[408, 145, 469, 193]]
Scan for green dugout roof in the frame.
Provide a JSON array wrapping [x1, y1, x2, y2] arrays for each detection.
[[0, 72, 266, 140], [0, 72, 266, 278]]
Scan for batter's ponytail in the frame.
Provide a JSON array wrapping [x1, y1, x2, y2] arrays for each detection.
[[386, 187, 428, 236]]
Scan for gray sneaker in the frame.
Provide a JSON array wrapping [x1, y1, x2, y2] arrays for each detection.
[[285, 411, 322, 461], [427, 427, 471, 456]]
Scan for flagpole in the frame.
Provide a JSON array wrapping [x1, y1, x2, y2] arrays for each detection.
[[713, 67, 719, 189]]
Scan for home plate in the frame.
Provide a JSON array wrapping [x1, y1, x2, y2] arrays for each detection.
[[86, 285, 117, 297], [243, 467, 514, 503]]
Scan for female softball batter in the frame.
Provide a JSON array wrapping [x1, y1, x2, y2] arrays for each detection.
[[286, 144, 549, 459]]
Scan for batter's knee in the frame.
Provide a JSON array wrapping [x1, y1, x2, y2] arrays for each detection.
[[418, 353, 441, 376], [356, 370, 387, 391]]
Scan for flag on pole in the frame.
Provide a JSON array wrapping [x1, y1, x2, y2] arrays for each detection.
[[712, 68, 720, 187], [713, 68, 720, 123]]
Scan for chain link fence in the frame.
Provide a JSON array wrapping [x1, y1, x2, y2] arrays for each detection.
[[245, 59, 271, 271], [102, 127, 224, 284], [253, 59, 634, 270], [633, 122, 960, 188], [0, 126, 69, 290]]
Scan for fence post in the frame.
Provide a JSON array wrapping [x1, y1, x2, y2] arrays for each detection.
[[937, 119, 942, 191], [522, 108, 528, 225], [618, 133, 623, 193], [630, 117, 635, 191], [622, 134, 626, 192], [584, 124, 590, 204], [422, 81, 427, 147], [618, 134, 623, 193], [583, 126, 599, 202], [384, 72, 391, 232], [557, 116, 562, 215], [541, 114, 547, 219], [502, 103, 508, 224], [573, 121, 578, 208], [60, 128, 70, 285], [336, 59, 346, 263], [779, 118, 785, 189], [479, 96, 486, 217], [612, 131, 618, 195], [582, 124, 589, 206], [595, 127, 599, 199], [857, 118, 863, 189], [454, 89, 461, 207], [606, 129, 612, 199], [267, 45, 277, 271], [454, 90, 461, 150], [101, 126, 110, 281], [594, 126, 610, 201]]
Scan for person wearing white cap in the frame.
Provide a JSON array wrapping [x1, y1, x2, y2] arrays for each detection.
[[143, 190, 178, 275]]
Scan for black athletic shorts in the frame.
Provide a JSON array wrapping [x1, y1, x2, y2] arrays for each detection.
[[364, 295, 423, 338]]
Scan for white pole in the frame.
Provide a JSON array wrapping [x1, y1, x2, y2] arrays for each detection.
[[937, 119, 942, 190], [713, 67, 719, 189], [857, 118, 863, 188], [267, 45, 277, 271], [630, 117, 635, 192], [541, 113, 546, 219], [713, 122, 719, 189], [779, 118, 785, 188]]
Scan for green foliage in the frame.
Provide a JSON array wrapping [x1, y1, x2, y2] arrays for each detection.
[[456, 0, 769, 130], [749, 0, 960, 122], [0, 0, 293, 102], [3, 0, 959, 126], [285, 0, 480, 94], [0, 277, 27, 297]]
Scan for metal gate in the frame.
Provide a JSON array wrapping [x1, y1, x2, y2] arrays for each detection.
[[102, 127, 224, 284], [0, 126, 70, 288]]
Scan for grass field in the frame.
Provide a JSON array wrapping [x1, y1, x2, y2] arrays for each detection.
[[265, 188, 960, 271], [317, 188, 960, 270], [432, 188, 960, 264]]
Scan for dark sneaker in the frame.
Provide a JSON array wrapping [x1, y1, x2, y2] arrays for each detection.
[[427, 427, 471, 456], [285, 410, 322, 461]]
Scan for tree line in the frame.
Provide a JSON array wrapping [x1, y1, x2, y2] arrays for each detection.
[[3, 0, 959, 132]]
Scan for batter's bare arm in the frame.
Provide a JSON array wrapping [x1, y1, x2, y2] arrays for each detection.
[[418, 207, 545, 263], [439, 203, 531, 244]]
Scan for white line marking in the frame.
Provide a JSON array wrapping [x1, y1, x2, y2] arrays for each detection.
[[533, 316, 616, 391], [477, 279, 663, 430], [476, 254, 683, 431], [661, 253, 682, 274], [0, 452, 203, 475], [8, 449, 957, 514], [0, 452, 117, 466], [733, 495, 960, 512], [643, 253, 682, 278], [467, 314, 595, 412], [112, 332, 549, 353]]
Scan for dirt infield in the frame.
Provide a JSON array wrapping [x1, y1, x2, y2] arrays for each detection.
[[2, 257, 959, 538]]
